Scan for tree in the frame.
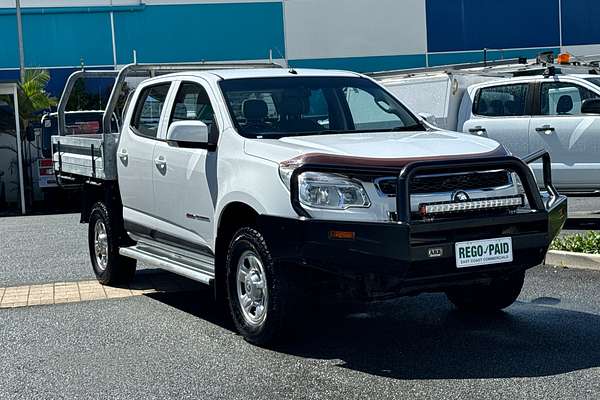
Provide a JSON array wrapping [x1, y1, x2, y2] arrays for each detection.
[[18, 69, 57, 123]]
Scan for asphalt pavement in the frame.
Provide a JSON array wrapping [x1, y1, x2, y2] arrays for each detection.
[[0, 213, 91, 286], [1, 213, 600, 399], [0, 266, 599, 399], [0, 213, 151, 287]]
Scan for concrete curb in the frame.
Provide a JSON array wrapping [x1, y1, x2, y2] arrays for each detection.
[[545, 250, 600, 271]]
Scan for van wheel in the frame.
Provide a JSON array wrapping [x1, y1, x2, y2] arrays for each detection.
[[226, 227, 290, 346], [88, 202, 136, 286], [446, 270, 525, 312]]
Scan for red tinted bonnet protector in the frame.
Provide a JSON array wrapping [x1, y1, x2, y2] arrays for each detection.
[[280, 145, 508, 169]]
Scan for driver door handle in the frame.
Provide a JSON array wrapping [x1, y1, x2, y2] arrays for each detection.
[[468, 126, 487, 135], [535, 125, 555, 134]]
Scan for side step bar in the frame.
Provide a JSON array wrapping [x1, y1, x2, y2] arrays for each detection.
[[119, 245, 214, 286]]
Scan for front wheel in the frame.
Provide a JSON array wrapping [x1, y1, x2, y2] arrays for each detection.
[[446, 270, 525, 312], [88, 202, 136, 285], [225, 227, 291, 345]]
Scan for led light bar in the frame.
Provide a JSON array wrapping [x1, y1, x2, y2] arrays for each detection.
[[419, 195, 524, 216]]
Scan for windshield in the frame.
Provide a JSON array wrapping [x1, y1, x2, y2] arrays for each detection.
[[219, 76, 423, 138]]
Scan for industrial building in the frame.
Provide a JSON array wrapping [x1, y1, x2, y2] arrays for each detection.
[[1, 0, 599, 95], [1, 0, 600, 215]]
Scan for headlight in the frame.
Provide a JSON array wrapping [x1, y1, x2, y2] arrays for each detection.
[[297, 172, 371, 209]]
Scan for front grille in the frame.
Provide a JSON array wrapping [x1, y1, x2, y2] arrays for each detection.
[[375, 171, 511, 196]]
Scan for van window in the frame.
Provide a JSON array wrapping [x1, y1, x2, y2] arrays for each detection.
[[540, 82, 599, 115], [131, 84, 171, 138], [475, 84, 529, 117]]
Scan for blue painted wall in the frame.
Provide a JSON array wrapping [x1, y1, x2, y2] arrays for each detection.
[[561, 0, 600, 46], [427, 47, 561, 67], [0, 14, 19, 69], [22, 11, 114, 68], [114, 2, 285, 64], [426, 0, 560, 53]]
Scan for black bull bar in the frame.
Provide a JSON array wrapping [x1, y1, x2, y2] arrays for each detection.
[[289, 149, 560, 222]]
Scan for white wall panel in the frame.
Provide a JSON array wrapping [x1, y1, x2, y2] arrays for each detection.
[[284, 0, 427, 60]]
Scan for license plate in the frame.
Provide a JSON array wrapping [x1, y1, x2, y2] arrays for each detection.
[[455, 237, 513, 268]]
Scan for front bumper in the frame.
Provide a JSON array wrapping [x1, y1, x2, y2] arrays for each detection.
[[260, 150, 568, 298], [258, 195, 566, 297]]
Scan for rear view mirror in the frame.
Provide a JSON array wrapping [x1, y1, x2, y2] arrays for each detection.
[[376, 99, 392, 112], [166, 121, 209, 146], [581, 98, 600, 114]]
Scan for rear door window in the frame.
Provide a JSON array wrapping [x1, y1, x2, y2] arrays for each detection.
[[131, 83, 171, 138], [540, 82, 599, 115], [475, 84, 529, 117]]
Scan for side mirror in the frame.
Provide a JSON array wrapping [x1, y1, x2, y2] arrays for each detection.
[[166, 121, 210, 146], [581, 98, 600, 114], [418, 112, 437, 127]]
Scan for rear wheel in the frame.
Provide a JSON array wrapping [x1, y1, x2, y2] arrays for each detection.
[[446, 270, 525, 312], [226, 227, 291, 346], [88, 202, 136, 285]]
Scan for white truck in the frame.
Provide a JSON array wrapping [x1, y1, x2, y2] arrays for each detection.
[[53, 62, 566, 345], [378, 55, 600, 193]]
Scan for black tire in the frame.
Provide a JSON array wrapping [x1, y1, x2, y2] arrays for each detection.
[[88, 202, 136, 286], [446, 270, 525, 312], [225, 227, 290, 346]]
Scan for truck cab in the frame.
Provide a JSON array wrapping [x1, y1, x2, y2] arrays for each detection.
[[461, 74, 600, 193], [53, 65, 567, 345]]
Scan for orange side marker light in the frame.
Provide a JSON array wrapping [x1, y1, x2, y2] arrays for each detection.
[[329, 230, 356, 240]]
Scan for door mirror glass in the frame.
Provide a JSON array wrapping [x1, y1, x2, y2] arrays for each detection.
[[166, 121, 209, 144], [581, 98, 600, 114]]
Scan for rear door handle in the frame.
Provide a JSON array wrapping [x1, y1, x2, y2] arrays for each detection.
[[536, 125, 555, 134], [118, 149, 128, 163], [468, 126, 487, 136], [154, 156, 167, 169]]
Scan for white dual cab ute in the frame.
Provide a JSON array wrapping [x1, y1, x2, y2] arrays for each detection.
[[53, 62, 567, 345], [379, 55, 600, 193]]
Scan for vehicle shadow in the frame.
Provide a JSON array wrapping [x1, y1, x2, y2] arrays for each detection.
[[273, 295, 600, 380], [146, 274, 600, 381]]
